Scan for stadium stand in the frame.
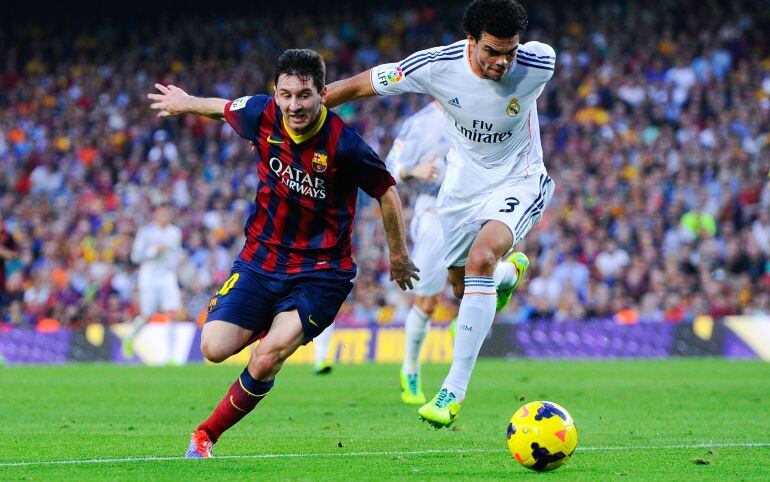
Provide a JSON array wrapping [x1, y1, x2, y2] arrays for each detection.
[[1, 0, 768, 329]]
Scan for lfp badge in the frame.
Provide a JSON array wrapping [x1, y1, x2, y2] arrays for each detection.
[[387, 66, 403, 83], [312, 152, 328, 172]]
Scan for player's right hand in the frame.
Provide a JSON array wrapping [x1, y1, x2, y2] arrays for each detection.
[[389, 253, 420, 291], [147, 84, 190, 118]]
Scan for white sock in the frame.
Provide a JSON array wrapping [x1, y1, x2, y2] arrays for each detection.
[[493, 261, 518, 289], [442, 276, 497, 401], [402, 306, 431, 375], [314, 322, 335, 366]]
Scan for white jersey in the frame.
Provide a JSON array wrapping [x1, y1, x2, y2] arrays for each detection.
[[385, 102, 452, 198], [131, 222, 183, 285], [370, 39, 555, 198]]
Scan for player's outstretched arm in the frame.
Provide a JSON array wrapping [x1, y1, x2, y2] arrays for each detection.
[[325, 71, 376, 108], [147, 83, 228, 120], [377, 186, 420, 290]]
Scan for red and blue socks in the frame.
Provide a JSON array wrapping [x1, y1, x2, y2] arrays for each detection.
[[198, 368, 274, 443]]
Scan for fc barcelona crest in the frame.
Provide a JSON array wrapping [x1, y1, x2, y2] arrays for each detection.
[[312, 152, 328, 172], [506, 97, 521, 117]]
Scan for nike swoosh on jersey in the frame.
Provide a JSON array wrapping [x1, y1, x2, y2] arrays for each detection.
[[308, 315, 319, 327], [267, 135, 283, 144]]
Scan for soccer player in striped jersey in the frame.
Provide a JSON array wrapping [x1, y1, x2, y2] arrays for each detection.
[[325, 0, 555, 427], [148, 49, 419, 458]]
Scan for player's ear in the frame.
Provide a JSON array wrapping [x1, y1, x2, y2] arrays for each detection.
[[319, 85, 328, 105]]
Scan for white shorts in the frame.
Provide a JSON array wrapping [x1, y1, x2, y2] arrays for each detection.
[[437, 173, 555, 268], [138, 278, 182, 318], [409, 195, 447, 297]]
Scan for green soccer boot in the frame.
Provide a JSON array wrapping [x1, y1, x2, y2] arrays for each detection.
[[418, 388, 461, 428], [400, 370, 426, 405], [313, 361, 333, 375], [495, 252, 530, 311]]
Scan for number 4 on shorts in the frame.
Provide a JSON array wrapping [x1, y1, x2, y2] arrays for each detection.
[[218, 273, 240, 296]]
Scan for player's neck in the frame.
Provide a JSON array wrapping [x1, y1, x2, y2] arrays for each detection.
[[282, 106, 328, 144], [467, 44, 486, 79]]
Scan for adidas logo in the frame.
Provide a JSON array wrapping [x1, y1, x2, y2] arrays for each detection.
[[448, 97, 461, 108]]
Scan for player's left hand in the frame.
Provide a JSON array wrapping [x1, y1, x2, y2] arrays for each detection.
[[147, 84, 191, 118], [389, 253, 420, 290], [410, 156, 440, 181]]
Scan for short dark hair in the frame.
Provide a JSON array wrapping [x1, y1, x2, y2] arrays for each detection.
[[463, 0, 528, 40], [273, 49, 326, 93]]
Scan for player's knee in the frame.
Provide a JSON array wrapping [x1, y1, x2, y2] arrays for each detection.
[[465, 247, 497, 275], [200, 340, 230, 363]]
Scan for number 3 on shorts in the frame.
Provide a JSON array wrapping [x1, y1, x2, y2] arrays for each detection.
[[499, 197, 520, 213], [218, 273, 240, 296]]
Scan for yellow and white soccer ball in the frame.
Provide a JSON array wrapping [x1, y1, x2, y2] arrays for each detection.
[[506, 401, 578, 472]]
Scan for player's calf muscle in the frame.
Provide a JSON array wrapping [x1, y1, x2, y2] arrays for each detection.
[[248, 342, 299, 380], [248, 350, 282, 379]]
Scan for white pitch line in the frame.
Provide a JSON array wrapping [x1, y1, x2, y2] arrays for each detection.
[[1, 442, 769, 468]]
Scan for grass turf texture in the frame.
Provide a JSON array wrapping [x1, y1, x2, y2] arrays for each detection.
[[1, 359, 768, 480]]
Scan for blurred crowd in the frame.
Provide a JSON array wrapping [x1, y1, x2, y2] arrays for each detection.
[[1, 0, 768, 329]]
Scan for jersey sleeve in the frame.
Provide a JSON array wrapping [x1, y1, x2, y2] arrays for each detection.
[[338, 127, 396, 198], [223, 94, 272, 141], [369, 44, 448, 96]]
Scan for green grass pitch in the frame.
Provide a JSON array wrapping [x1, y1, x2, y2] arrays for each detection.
[[1, 359, 769, 480]]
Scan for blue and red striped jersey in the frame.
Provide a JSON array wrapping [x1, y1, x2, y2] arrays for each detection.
[[224, 94, 396, 276]]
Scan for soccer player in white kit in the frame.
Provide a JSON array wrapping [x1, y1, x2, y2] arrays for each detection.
[[386, 101, 453, 404], [326, 0, 555, 426], [312, 103, 451, 382], [122, 201, 184, 359]]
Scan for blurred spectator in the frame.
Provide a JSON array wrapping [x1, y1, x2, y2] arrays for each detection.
[[552, 250, 590, 300], [680, 203, 717, 240], [752, 211, 770, 256], [527, 258, 560, 309], [0, 215, 20, 316], [595, 240, 630, 283]]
